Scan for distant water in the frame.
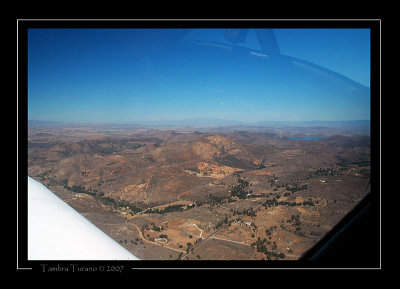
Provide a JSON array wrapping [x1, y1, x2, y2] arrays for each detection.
[[289, 136, 327, 141]]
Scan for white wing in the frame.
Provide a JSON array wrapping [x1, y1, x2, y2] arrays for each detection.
[[28, 176, 139, 260]]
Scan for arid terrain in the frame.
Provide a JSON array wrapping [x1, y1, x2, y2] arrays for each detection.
[[28, 122, 370, 260]]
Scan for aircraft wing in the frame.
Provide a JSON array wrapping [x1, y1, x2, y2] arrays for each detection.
[[27, 176, 139, 260]]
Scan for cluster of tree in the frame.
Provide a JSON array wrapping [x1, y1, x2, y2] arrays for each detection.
[[335, 156, 369, 167], [116, 199, 142, 214], [207, 193, 237, 206], [64, 183, 97, 197], [186, 167, 200, 174], [287, 214, 301, 227], [256, 163, 266, 169], [151, 225, 161, 232], [302, 200, 315, 206], [280, 223, 305, 237], [194, 238, 202, 246], [350, 160, 370, 167], [247, 193, 263, 199], [268, 175, 279, 187], [310, 167, 341, 177], [129, 238, 140, 245], [186, 242, 193, 253], [215, 215, 231, 229], [264, 198, 298, 208], [251, 237, 285, 259], [194, 201, 206, 207], [99, 196, 118, 206], [263, 198, 314, 208], [202, 178, 253, 207], [227, 197, 237, 203], [229, 177, 251, 200], [208, 193, 226, 205], [237, 178, 250, 187], [265, 226, 277, 237], [143, 204, 186, 215], [230, 186, 247, 199], [286, 184, 308, 193]]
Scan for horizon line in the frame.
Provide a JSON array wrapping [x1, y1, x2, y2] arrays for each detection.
[[28, 118, 370, 126]]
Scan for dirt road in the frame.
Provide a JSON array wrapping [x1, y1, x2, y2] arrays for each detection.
[[127, 221, 185, 254]]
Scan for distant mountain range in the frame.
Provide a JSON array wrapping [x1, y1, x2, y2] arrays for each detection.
[[129, 118, 371, 128], [28, 119, 370, 136]]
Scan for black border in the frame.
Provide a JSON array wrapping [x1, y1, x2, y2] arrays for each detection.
[[17, 19, 381, 272]]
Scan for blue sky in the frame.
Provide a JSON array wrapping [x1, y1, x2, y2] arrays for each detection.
[[28, 28, 370, 124]]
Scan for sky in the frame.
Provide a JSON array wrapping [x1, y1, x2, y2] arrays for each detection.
[[28, 28, 371, 124]]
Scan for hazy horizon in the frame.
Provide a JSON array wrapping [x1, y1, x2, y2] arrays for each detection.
[[28, 118, 371, 130]]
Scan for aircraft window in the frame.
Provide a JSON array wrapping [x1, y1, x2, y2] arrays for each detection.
[[26, 27, 373, 263]]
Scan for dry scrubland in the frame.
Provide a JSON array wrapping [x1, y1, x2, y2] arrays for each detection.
[[28, 124, 370, 260]]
